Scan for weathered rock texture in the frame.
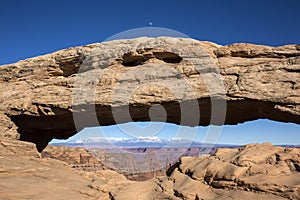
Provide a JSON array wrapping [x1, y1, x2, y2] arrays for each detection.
[[0, 37, 299, 150], [169, 143, 300, 199], [1, 141, 299, 199], [42, 145, 107, 170]]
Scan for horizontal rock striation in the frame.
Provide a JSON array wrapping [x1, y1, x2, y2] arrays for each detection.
[[0, 37, 299, 151]]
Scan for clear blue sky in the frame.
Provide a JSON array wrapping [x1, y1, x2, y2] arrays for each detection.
[[54, 120, 300, 145], [1, 0, 300, 65], [1, 0, 299, 144]]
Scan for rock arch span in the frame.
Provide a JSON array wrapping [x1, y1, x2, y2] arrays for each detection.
[[0, 37, 299, 152]]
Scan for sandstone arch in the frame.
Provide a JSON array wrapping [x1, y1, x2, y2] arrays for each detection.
[[0, 37, 299, 152]]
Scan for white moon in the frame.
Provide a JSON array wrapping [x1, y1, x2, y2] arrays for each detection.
[[149, 22, 153, 26]]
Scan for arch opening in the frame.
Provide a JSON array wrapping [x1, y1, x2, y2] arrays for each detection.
[[45, 119, 299, 179], [9, 98, 300, 152]]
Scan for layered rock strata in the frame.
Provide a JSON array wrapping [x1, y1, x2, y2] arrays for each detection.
[[0, 37, 299, 151]]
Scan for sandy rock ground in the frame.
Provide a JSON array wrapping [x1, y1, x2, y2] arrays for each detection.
[[1, 137, 299, 200]]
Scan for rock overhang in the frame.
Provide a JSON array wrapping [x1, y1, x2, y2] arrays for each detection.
[[0, 37, 299, 151]]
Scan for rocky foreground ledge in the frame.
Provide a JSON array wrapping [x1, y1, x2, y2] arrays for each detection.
[[0, 141, 299, 199], [0, 37, 299, 151]]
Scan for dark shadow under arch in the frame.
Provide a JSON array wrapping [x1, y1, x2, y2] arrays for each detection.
[[9, 98, 300, 152]]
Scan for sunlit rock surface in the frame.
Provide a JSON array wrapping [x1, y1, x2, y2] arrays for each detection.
[[1, 141, 299, 199], [0, 38, 299, 199], [0, 37, 299, 151]]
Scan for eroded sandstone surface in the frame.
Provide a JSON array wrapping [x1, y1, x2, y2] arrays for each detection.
[[1, 140, 299, 199], [0, 37, 299, 150], [0, 37, 299, 199]]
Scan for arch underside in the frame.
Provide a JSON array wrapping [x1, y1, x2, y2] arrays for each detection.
[[10, 98, 299, 152]]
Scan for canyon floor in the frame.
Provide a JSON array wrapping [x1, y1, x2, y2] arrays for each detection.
[[0, 137, 299, 200]]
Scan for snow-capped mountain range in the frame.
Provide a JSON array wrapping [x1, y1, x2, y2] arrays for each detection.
[[51, 136, 299, 149], [52, 136, 213, 148]]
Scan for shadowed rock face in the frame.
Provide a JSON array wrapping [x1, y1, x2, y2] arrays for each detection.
[[0, 37, 299, 151]]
